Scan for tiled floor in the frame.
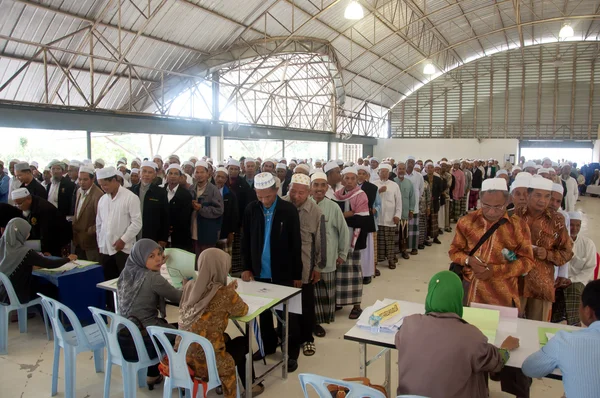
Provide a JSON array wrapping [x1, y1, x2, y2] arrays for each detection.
[[2, 196, 598, 397]]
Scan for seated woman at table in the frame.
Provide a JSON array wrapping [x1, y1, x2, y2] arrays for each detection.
[[395, 271, 520, 398], [117, 239, 182, 388], [0, 217, 76, 305], [177, 248, 264, 398]]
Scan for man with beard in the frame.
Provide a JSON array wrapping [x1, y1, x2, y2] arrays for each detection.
[[46, 159, 76, 217], [15, 162, 47, 199], [425, 162, 443, 245], [404, 156, 424, 254]]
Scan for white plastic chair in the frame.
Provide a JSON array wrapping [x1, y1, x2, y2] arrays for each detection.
[[298, 373, 386, 398], [0, 272, 49, 353], [147, 326, 236, 398], [89, 307, 160, 398], [38, 294, 104, 398]]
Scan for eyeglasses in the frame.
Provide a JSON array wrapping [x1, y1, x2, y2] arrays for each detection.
[[481, 203, 506, 212]]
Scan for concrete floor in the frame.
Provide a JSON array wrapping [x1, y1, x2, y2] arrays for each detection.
[[2, 196, 598, 398]]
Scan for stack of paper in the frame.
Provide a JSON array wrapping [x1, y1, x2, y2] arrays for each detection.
[[238, 294, 276, 316], [462, 307, 500, 343], [356, 299, 404, 333], [164, 248, 196, 288], [538, 327, 572, 348]]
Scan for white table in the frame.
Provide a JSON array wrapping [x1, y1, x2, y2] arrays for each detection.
[[343, 300, 579, 397], [96, 277, 301, 398]]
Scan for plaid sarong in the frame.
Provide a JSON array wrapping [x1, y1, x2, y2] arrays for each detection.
[[396, 220, 408, 254], [460, 195, 468, 215], [564, 282, 585, 325], [452, 199, 462, 222], [336, 248, 363, 306], [408, 215, 419, 250], [444, 201, 450, 228], [315, 271, 336, 324], [372, 232, 377, 270], [428, 210, 439, 239], [230, 230, 243, 275], [418, 212, 427, 245], [216, 239, 232, 255], [377, 225, 397, 263]]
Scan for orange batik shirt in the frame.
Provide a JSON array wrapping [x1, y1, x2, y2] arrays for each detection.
[[516, 207, 573, 302], [449, 210, 535, 310]]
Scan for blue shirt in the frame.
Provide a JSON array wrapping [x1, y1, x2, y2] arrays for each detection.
[[259, 197, 277, 279], [522, 321, 600, 398], [0, 173, 9, 203]]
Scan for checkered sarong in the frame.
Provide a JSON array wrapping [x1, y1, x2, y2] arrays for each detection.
[[408, 215, 419, 250], [336, 248, 363, 306], [428, 210, 439, 239], [564, 282, 585, 325], [418, 213, 427, 245], [452, 199, 462, 222], [460, 195, 468, 215], [216, 239, 232, 255], [230, 230, 243, 275], [377, 225, 397, 263], [315, 271, 336, 324], [444, 201, 450, 228], [396, 220, 407, 254]]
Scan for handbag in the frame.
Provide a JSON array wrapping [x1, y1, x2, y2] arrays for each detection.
[[449, 218, 508, 280], [326, 377, 387, 398]]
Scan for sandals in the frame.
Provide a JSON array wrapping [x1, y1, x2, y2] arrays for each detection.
[[349, 307, 363, 320], [375, 269, 381, 277], [147, 374, 164, 391], [314, 325, 326, 338], [303, 342, 316, 356]]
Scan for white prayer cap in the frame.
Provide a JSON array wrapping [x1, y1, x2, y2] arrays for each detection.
[[342, 166, 358, 176], [481, 178, 508, 192], [378, 163, 392, 172], [537, 168, 550, 175], [369, 157, 379, 164], [535, 164, 542, 170], [529, 175, 553, 191], [152, 154, 162, 161], [568, 211, 582, 221], [496, 169, 508, 177], [166, 164, 182, 173], [244, 158, 255, 164], [289, 159, 298, 166], [356, 165, 370, 173], [512, 166, 522, 171], [542, 157, 551, 163], [94, 158, 106, 166], [275, 163, 287, 171], [227, 158, 240, 168], [510, 172, 532, 192], [141, 161, 158, 169], [314, 159, 323, 163], [9, 158, 20, 163], [434, 163, 441, 168], [414, 164, 422, 170], [206, 158, 214, 164], [452, 159, 460, 164], [168, 154, 179, 160], [552, 161, 559, 168], [182, 161, 194, 168], [69, 161, 80, 168], [30, 161, 39, 169], [254, 172, 276, 189], [425, 161, 433, 167], [118, 157, 127, 164], [48, 159, 65, 169], [215, 166, 228, 176], [11, 188, 30, 200], [79, 165, 95, 175], [195, 160, 209, 170], [311, 171, 327, 182], [115, 170, 124, 179], [96, 166, 117, 180], [262, 158, 276, 167], [406, 156, 416, 161], [290, 173, 310, 186], [440, 161, 449, 165], [560, 162, 571, 168], [294, 164, 310, 174], [14, 162, 30, 172], [130, 168, 139, 175], [552, 183, 564, 194], [189, 156, 198, 163], [324, 161, 340, 173], [523, 161, 536, 169], [343, 161, 353, 168], [335, 159, 344, 167], [216, 160, 225, 167]]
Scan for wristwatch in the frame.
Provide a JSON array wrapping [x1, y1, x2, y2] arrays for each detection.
[[465, 257, 470, 266]]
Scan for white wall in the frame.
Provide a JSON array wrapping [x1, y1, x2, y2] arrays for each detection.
[[373, 138, 519, 163]]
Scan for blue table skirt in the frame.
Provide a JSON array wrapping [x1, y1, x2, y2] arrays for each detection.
[[33, 265, 106, 325]]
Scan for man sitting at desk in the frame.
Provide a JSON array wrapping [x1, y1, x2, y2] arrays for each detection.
[[522, 279, 600, 398]]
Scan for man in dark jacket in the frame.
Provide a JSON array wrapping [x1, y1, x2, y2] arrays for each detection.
[[214, 167, 239, 254], [164, 164, 193, 252], [15, 162, 47, 200], [226, 159, 252, 274], [130, 161, 169, 247], [241, 172, 303, 373], [356, 166, 378, 283], [46, 160, 76, 217], [425, 163, 443, 245], [469, 161, 483, 210]]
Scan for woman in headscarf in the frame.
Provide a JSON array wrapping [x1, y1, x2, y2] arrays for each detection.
[[116, 238, 182, 388], [177, 248, 264, 398], [394, 271, 520, 398], [1, 218, 76, 304]]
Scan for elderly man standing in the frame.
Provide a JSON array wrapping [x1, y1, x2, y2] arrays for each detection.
[[164, 164, 193, 252], [15, 162, 47, 199], [46, 160, 76, 217], [560, 163, 578, 212], [310, 172, 348, 338], [374, 163, 402, 269], [404, 156, 424, 254], [0, 160, 10, 203], [283, 173, 326, 357], [243, 157, 258, 187], [449, 179, 535, 309], [357, 165, 379, 281], [226, 158, 251, 274], [7, 159, 21, 205], [451, 160, 465, 223], [461, 160, 472, 216], [190, 160, 224, 256], [369, 157, 380, 182], [214, 166, 239, 255], [394, 162, 415, 260], [425, 162, 443, 245], [324, 160, 342, 199], [72, 166, 103, 261]]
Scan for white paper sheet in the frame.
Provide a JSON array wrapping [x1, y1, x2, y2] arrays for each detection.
[[238, 294, 276, 315], [356, 299, 404, 333], [38, 262, 78, 273]]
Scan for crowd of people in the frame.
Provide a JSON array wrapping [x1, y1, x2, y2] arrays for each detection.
[[0, 152, 598, 398]]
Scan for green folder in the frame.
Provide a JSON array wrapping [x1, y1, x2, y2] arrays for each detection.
[[463, 307, 500, 343], [538, 327, 573, 347]]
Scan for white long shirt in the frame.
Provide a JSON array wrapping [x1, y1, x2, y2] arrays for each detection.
[[555, 209, 570, 278], [373, 179, 402, 227], [569, 235, 597, 285], [96, 185, 142, 256], [7, 176, 21, 205], [405, 171, 424, 214], [562, 176, 578, 212], [370, 167, 380, 182]]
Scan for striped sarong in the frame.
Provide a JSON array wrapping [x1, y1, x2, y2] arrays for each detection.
[[408, 215, 419, 250], [360, 234, 375, 277], [418, 213, 427, 245], [452, 199, 462, 222], [396, 220, 407, 254], [428, 211, 439, 239], [314, 271, 336, 324], [444, 201, 450, 228], [336, 249, 363, 306], [230, 230, 243, 275], [460, 195, 468, 216], [564, 282, 585, 326], [377, 225, 397, 263]]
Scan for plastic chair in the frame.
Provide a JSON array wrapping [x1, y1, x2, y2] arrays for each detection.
[[38, 294, 104, 398], [0, 272, 50, 354], [146, 326, 232, 398], [89, 307, 159, 398], [298, 373, 386, 398]]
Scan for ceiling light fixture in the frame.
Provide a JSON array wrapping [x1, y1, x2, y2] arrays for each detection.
[[344, 1, 364, 20], [423, 60, 435, 75], [559, 23, 574, 39]]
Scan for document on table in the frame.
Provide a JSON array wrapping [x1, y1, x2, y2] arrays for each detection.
[[462, 307, 500, 343], [36, 262, 78, 273], [356, 299, 404, 333], [165, 248, 196, 287], [538, 327, 572, 347], [238, 294, 277, 316]]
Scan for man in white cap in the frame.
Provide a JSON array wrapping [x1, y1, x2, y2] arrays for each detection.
[[15, 162, 47, 200], [214, 166, 238, 255], [6, 159, 21, 205], [324, 160, 342, 199], [275, 163, 290, 196], [495, 169, 510, 189], [393, 162, 415, 260], [190, 160, 224, 256], [72, 166, 103, 261], [0, 160, 10, 203], [283, 173, 325, 357], [293, 164, 310, 176], [523, 161, 537, 175], [517, 176, 573, 322], [164, 164, 193, 252], [94, 158, 105, 169], [67, 161, 81, 186], [243, 157, 257, 187], [46, 159, 76, 218], [129, 168, 140, 187], [369, 157, 380, 182], [450, 178, 534, 311], [560, 163, 578, 212], [450, 160, 465, 223], [425, 162, 443, 245], [507, 172, 532, 216], [241, 172, 303, 372], [356, 165, 379, 281], [404, 156, 424, 254], [484, 159, 497, 179], [29, 161, 41, 181], [96, 167, 142, 308], [261, 158, 276, 174], [310, 171, 348, 338], [130, 161, 169, 248], [374, 163, 402, 270]]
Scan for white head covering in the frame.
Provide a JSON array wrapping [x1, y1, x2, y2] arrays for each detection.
[[215, 166, 228, 176], [414, 164, 422, 170], [523, 161, 536, 169], [356, 165, 370, 173], [407, 156, 416, 161], [512, 166, 522, 171], [30, 161, 39, 169], [96, 166, 117, 180], [378, 164, 392, 172], [370, 157, 380, 163], [195, 160, 209, 170], [311, 171, 327, 182], [68, 160, 81, 168], [254, 172, 275, 189], [141, 161, 158, 169], [496, 169, 508, 177], [568, 211, 582, 221], [290, 173, 310, 186], [14, 162, 30, 172], [189, 156, 199, 163], [166, 164, 182, 173], [94, 158, 106, 166], [510, 172, 532, 192], [130, 168, 139, 175], [482, 178, 508, 192], [244, 158, 255, 165], [79, 165, 95, 175], [182, 161, 194, 168], [261, 158, 276, 167], [152, 154, 162, 161], [275, 163, 287, 171], [11, 188, 30, 200], [324, 161, 340, 173], [115, 170, 124, 179], [227, 159, 240, 168], [206, 158, 214, 164], [552, 183, 564, 194], [341, 166, 358, 176], [529, 175, 553, 191], [294, 164, 310, 174]]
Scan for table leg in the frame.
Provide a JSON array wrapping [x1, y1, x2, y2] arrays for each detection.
[[245, 320, 254, 398], [384, 348, 391, 398], [359, 343, 367, 377], [282, 301, 289, 379], [113, 292, 118, 313]]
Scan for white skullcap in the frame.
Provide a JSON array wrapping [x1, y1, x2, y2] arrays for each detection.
[[215, 166, 228, 176], [537, 168, 550, 174], [560, 162, 571, 168], [314, 159, 323, 163], [510, 172, 532, 192], [244, 158, 255, 164], [523, 161, 536, 169], [311, 171, 327, 182], [152, 154, 162, 161], [9, 158, 20, 163], [118, 157, 127, 163], [294, 164, 310, 174], [425, 162, 433, 167], [535, 165, 542, 169], [407, 156, 416, 161], [552, 161, 559, 168], [276, 163, 287, 170], [290, 173, 310, 186], [552, 183, 564, 194], [48, 159, 65, 169], [168, 154, 179, 160], [68, 160, 80, 167], [254, 172, 275, 189], [15, 162, 30, 172], [324, 161, 340, 173], [496, 169, 508, 177], [141, 161, 158, 169], [11, 188, 30, 200], [342, 166, 358, 176], [227, 159, 240, 168], [130, 168, 139, 175], [79, 165, 95, 175], [512, 166, 522, 171], [195, 160, 209, 170], [182, 161, 194, 168], [216, 161, 225, 167], [115, 170, 124, 178], [378, 164, 392, 172], [262, 158, 276, 167], [335, 159, 344, 167], [414, 164, 422, 170], [568, 211, 582, 221], [96, 167, 117, 180], [482, 178, 508, 192], [452, 159, 460, 164], [289, 159, 298, 165], [440, 161, 449, 165], [370, 157, 380, 163], [343, 161, 353, 168], [166, 164, 182, 173], [434, 163, 441, 168], [206, 158, 214, 164], [529, 175, 553, 191], [94, 158, 105, 166], [30, 161, 39, 168], [189, 156, 198, 162], [356, 165, 370, 173], [132, 157, 141, 163]]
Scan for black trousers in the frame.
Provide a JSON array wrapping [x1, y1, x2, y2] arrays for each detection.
[[225, 335, 254, 384], [300, 283, 315, 345], [101, 251, 129, 311], [118, 322, 177, 378]]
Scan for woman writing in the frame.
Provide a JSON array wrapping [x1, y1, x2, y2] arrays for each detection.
[[395, 271, 520, 398], [178, 248, 263, 398], [117, 239, 182, 388]]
